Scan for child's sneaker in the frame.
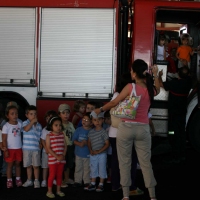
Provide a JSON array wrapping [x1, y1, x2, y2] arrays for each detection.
[[7, 180, 13, 188], [84, 183, 90, 190], [86, 183, 96, 191], [61, 181, 68, 188], [96, 185, 104, 192], [22, 180, 33, 187], [34, 179, 40, 188], [15, 179, 22, 187], [66, 179, 74, 184], [107, 176, 111, 183], [41, 180, 47, 187]]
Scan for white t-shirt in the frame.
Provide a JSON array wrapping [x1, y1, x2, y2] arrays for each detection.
[[157, 45, 165, 60], [41, 126, 50, 152], [2, 122, 22, 149], [109, 92, 119, 138]]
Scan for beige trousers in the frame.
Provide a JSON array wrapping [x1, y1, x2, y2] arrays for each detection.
[[74, 155, 90, 184], [116, 122, 157, 198]]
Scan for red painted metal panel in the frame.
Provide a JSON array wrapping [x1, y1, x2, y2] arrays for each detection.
[[0, 0, 115, 8], [37, 99, 110, 127], [132, 0, 200, 66]]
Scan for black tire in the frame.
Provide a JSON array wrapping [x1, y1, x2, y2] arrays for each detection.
[[188, 108, 200, 153]]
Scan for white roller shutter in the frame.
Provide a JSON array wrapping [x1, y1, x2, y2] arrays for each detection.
[[0, 8, 36, 84], [40, 8, 115, 98]]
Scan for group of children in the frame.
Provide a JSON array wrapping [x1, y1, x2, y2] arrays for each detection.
[[0, 100, 112, 198], [157, 32, 195, 74]]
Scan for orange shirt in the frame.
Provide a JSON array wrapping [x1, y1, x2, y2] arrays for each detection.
[[177, 45, 192, 62]]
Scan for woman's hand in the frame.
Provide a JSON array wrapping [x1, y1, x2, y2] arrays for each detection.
[[94, 108, 101, 115], [159, 70, 163, 77], [151, 64, 159, 76]]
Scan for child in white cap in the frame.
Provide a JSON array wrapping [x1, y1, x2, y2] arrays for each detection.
[[58, 104, 75, 187], [85, 111, 109, 192]]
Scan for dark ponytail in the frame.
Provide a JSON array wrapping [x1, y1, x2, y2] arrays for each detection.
[[132, 59, 156, 104]]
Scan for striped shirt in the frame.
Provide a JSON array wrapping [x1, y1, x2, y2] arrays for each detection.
[[48, 132, 66, 165], [22, 119, 42, 151], [88, 128, 109, 153]]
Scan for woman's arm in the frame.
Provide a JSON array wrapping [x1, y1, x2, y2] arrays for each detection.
[[94, 84, 130, 115], [152, 65, 160, 95]]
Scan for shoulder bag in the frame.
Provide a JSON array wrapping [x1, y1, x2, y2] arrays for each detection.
[[111, 83, 141, 120]]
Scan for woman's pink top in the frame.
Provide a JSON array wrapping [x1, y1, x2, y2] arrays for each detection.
[[122, 83, 150, 124], [48, 132, 66, 165]]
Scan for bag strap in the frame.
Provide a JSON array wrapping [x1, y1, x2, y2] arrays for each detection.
[[131, 83, 137, 96]]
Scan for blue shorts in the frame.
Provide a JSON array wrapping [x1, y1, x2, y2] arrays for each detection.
[[90, 153, 107, 179]]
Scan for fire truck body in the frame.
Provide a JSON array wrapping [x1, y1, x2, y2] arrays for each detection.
[[0, 0, 120, 124]]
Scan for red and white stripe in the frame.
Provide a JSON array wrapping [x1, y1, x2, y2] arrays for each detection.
[[48, 132, 66, 165]]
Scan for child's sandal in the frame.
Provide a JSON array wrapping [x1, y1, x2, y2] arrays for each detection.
[[46, 192, 55, 198], [56, 191, 65, 197]]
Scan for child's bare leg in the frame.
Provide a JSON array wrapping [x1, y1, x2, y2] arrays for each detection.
[[99, 178, 104, 184], [43, 168, 48, 181], [7, 162, 14, 179], [27, 166, 32, 180], [33, 166, 39, 180], [15, 161, 21, 177]]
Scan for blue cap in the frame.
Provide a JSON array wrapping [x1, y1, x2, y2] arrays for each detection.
[[90, 111, 104, 118]]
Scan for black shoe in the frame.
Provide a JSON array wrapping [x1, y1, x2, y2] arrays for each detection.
[[86, 183, 96, 191], [73, 182, 82, 188], [96, 185, 104, 192]]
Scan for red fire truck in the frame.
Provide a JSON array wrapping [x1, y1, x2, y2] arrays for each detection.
[[0, 0, 200, 152]]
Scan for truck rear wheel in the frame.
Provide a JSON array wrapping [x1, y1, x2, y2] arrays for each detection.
[[188, 108, 200, 153]]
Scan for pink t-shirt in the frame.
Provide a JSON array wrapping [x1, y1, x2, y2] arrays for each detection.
[[122, 83, 150, 124]]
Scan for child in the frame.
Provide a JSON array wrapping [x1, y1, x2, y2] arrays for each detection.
[[157, 34, 166, 60], [2, 105, 23, 188], [72, 100, 86, 128], [77, 101, 101, 128], [176, 33, 194, 68], [103, 110, 112, 184], [58, 104, 75, 187], [41, 110, 57, 187], [72, 112, 92, 189], [86, 111, 109, 192], [46, 116, 67, 198], [22, 105, 42, 188], [1, 101, 22, 177]]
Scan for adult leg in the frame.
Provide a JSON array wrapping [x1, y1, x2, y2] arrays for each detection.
[[130, 145, 138, 191], [133, 124, 157, 198], [109, 137, 121, 190], [117, 123, 134, 198]]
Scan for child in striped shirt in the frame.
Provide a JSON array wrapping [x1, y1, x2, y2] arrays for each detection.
[[86, 111, 109, 192], [22, 105, 42, 188], [46, 116, 67, 198]]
